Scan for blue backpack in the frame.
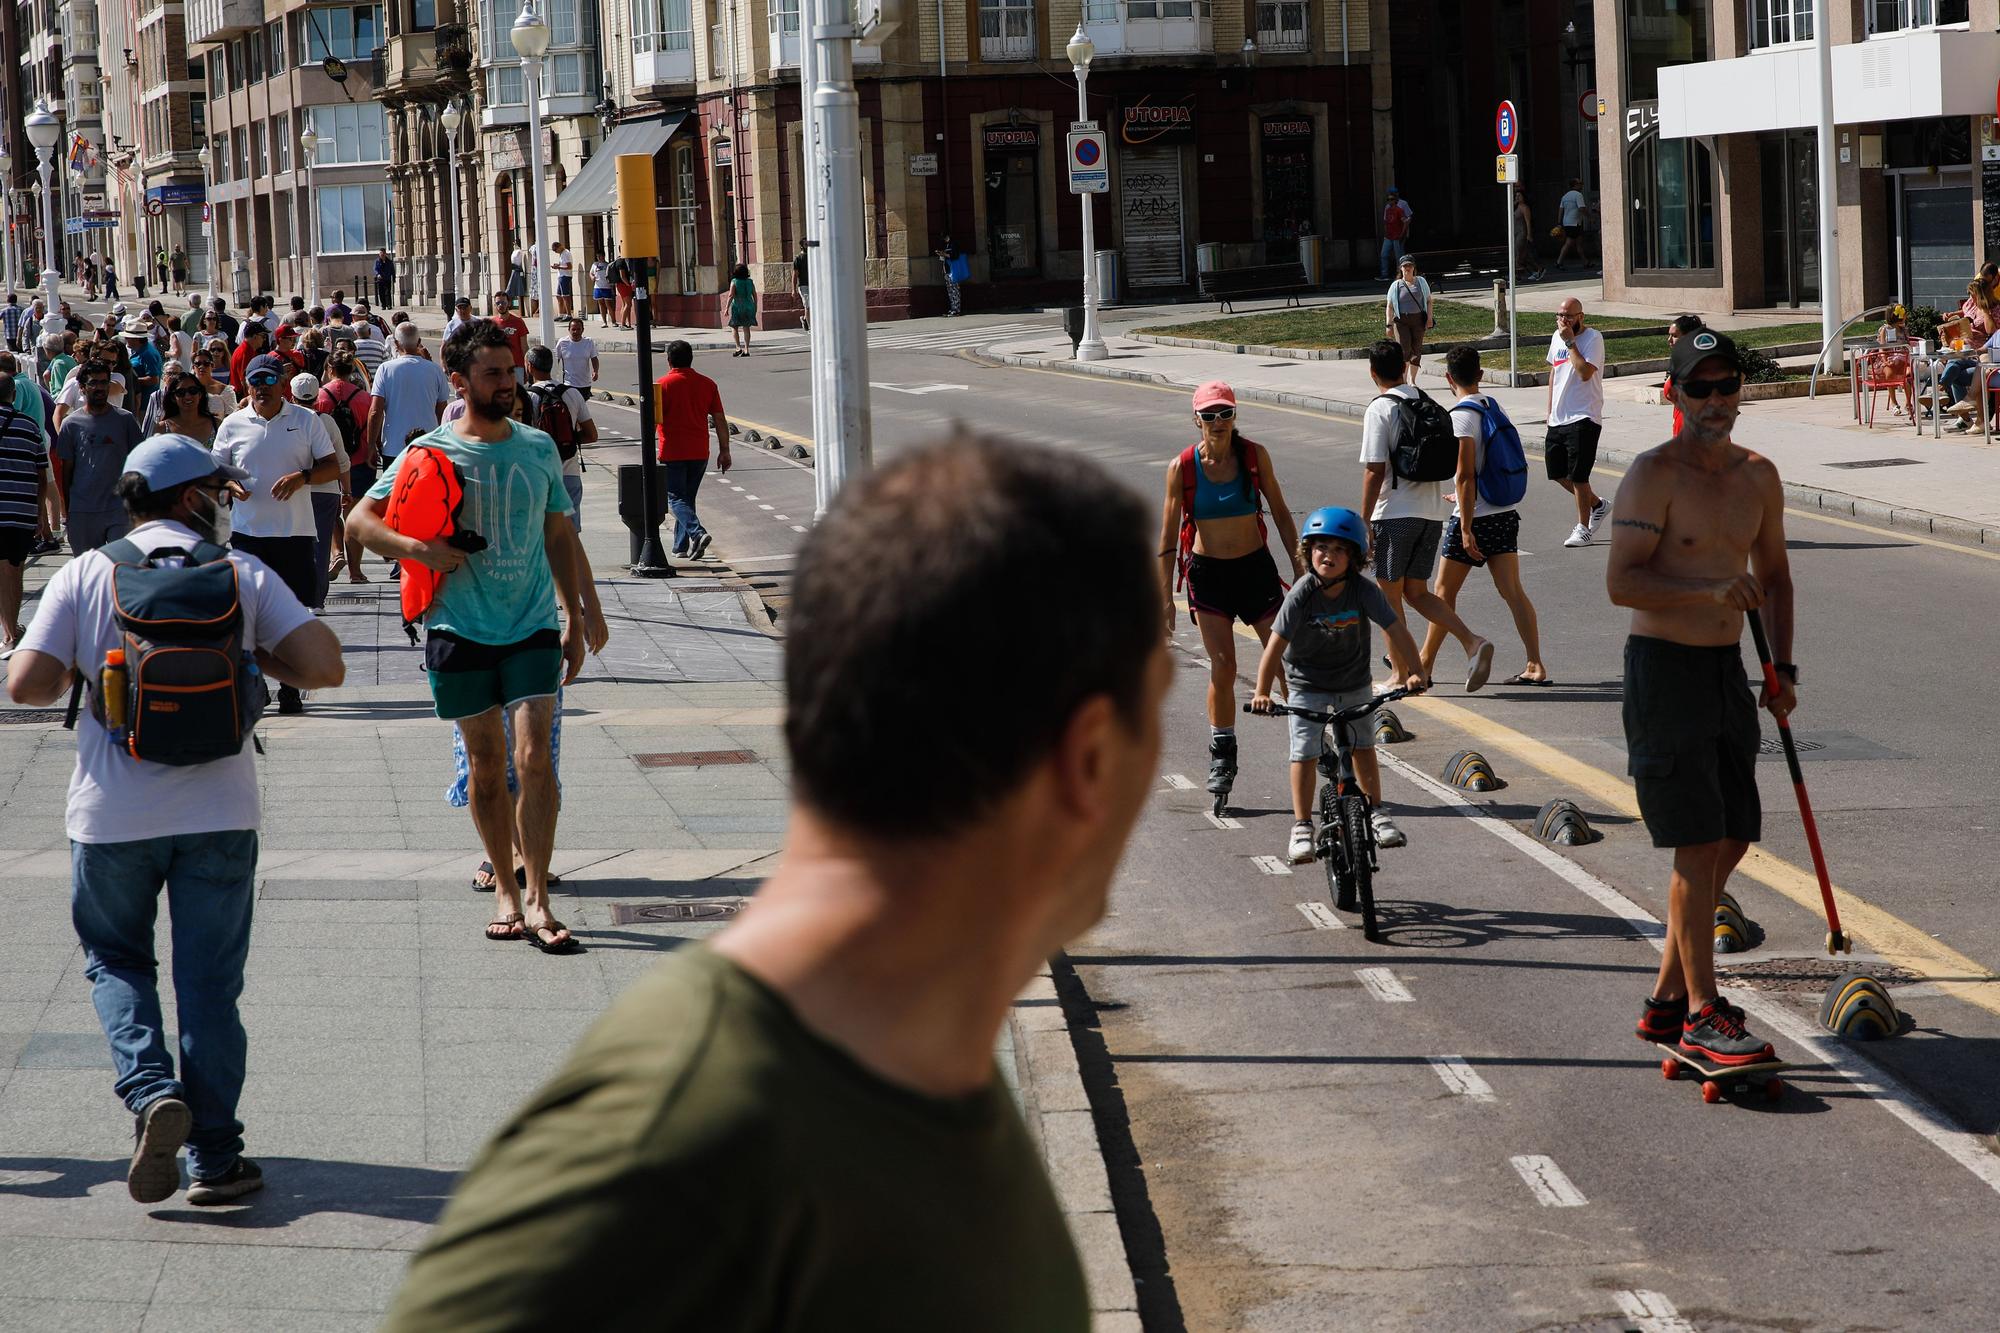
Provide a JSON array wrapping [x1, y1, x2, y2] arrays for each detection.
[[1458, 395, 1529, 508]]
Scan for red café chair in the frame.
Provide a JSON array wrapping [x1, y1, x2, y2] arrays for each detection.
[[1860, 348, 1913, 429]]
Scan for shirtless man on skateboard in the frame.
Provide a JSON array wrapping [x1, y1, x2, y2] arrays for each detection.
[[1606, 330, 1799, 1067]]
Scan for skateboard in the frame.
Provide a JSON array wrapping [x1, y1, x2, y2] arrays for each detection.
[[1660, 1047, 1790, 1104]]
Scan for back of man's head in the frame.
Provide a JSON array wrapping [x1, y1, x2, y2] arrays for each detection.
[[1367, 339, 1405, 386], [1444, 345, 1482, 389], [396, 321, 422, 350], [785, 435, 1158, 839], [527, 346, 553, 378], [666, 340, 693, 369]]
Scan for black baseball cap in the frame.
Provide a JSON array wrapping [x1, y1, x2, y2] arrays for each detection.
[[1668, 328, 1741, 381]]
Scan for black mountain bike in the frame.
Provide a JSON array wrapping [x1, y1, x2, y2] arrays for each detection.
[[1247, 686, 1418, 942]]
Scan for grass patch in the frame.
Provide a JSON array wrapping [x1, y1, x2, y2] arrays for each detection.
[[1478, 321, 1827, 374], [1137, 299, 1659, 350]]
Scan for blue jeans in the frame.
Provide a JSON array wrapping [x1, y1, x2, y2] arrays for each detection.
[[1941, 359, 1977, 405], [1379, 237, 1405, 279], [71, 831, 258, 1180], [664, 459, 707, 552]]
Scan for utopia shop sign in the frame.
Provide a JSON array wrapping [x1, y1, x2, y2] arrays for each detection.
[[1121, 99, 1195, 145]]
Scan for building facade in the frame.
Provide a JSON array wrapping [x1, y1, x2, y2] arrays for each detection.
[[378, 0, 474, 309], [1595, 0, 1997, 318]]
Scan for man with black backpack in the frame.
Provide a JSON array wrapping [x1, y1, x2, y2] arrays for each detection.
[[1357, 339, 1494, 693], [7, 434, 345, 1208], [526, 346, 598, 530]]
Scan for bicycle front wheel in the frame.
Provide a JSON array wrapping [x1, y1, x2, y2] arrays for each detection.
[[1320, 787, 1353, 911], [1340, 795, 1378, 941]]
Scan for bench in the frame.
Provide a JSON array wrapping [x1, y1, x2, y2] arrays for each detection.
[[1198, 261, 1314, 313], [1419, 246, 1512, 282]]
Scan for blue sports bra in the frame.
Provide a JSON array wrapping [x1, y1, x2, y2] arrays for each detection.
[[1191, 450, 1258, 521]]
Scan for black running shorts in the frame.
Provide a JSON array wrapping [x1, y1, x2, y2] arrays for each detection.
[[1622, 635, 1762, 848], [1186, 548, 1286, 626], [1545, 419, 1601, 483]]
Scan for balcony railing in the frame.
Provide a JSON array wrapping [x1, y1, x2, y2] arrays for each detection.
[[1081, 0, 1214, 56], [634, 43, 696, 88], [183, 0, 264, 45], [980, 0, 1034, 59], [382, 31, 440, 90], [1255, 1, 1307, 51]]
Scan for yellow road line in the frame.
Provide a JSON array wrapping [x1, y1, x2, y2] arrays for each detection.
[[1221, 614, 2000, 1013]]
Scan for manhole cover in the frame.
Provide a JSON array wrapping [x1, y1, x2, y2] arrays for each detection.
[[1718, 957, 1922, 995], [633, 750, 756, 768], [0, 709, 68, 724], [608, 899, 743, 925], [1611, 731, 1902, 763], [1826, 458, 1923, 470]]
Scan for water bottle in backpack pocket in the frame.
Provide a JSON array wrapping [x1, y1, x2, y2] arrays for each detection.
[[1457, 395, 1530, 508], [87, 539, 269, 765]]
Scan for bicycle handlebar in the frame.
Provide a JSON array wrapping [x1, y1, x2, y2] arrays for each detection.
[[1244, 685, 1421, 726]]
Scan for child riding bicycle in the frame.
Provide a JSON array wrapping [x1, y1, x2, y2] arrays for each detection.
[[1251, 507, 1427, 864]]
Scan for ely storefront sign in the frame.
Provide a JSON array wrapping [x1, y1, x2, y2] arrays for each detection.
[[1121, 99, 1194, 145]]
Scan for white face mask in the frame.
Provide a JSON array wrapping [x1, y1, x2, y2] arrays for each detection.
[[192, 487, 233, 545]]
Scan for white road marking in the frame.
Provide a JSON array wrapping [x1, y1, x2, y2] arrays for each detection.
[[758, 504, 774, 510], [869, 381, 970, 395], [790, 525, 807, 532], [1161, 773, 1196, 789], [774, 514, 788, 521], [1379, 749, 2000, 1201], [1251, 855, 1292, 876], [1295, 901, 1345, 930], [744, 494, 760, 500], [1203, 811, 1243, 830], [1356, 967, 1413, 1002], [1509, 1154, 1588, 1207], [1613, 1290, 1696, 1333], [1427, 1055, 1497, 1103]]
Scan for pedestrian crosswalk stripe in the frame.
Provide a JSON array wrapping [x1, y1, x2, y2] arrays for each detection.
[[1427, 1055, 1496, 1103], [1612, 1291, 1695, 1333], [866, 321, 1052, 352], [1356, 967, 1413, 1002], [1250, 855, 1292, 876], [1295, 902, 1344, 931]]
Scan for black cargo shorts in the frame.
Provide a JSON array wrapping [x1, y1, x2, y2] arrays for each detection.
[[1622, 635, 1762, 848]]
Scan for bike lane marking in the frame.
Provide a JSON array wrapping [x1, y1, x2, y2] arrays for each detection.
[[1204, 811, 1244, 830], [1295, 901, 1345, 930], [1379, 747, 2000, 1200], [1161, 773, 1196, 790], [1356, 967, 1413, 1002], [1614, 1290, 1697, 1333], [1509, 1155, 1588, 1207], [1251, 855, 1292, 876], [1427, 1055, 1497, 1103]]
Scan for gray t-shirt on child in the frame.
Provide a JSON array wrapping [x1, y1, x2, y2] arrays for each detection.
[[1272, 571, 1399, 694]]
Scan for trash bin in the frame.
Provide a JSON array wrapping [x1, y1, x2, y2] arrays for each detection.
[[1297, 235, 1323, 286], [617, 463, 669, 565], [1095, 250, 1121, 308], [1196, 242, 1223, 274], [1063, 305, 1085, 352]]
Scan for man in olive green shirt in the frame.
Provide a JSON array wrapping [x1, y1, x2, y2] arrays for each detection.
[[382, 433, 1172, 1330]]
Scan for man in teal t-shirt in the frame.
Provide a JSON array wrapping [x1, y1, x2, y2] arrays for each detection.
[[347, 321, 587, 954]]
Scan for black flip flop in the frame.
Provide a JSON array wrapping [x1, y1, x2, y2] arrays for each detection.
[[473, 862, 563, 891], [1505, 673, 1554, 686]]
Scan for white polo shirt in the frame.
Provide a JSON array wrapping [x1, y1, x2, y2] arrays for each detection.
[[211, 399, 335, 538], [555, 336, 597, 389]]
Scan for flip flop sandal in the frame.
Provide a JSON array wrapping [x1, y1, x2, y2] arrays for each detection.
[[485, 913, 525, 942], [1505, 673, 1554, 686], [512, 866, 563, 889], [473, 861, 499, 892], [522, 918, 581, 954]]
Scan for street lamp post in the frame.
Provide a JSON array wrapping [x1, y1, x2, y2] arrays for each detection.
[[512, 0, 557, 350], [439, 98, 465, 316], [1066, 26, 1106, 363], [298, 127, 320, 307], [196, 144, 215, 299], [0, 151, 14, 297], [24, 101, 61, 338]]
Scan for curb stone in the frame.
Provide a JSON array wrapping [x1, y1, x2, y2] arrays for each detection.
[[1010, 964, 1142, 1331], [982, 348, 2000, 551]]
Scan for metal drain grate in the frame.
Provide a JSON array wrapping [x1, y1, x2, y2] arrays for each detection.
[[1718, 957, 1922, 995], [633, 750, 755, 768], [608, 899, 744, 925], [322, 594, 376, 605], [1825, 458, 1923, 470], [1759, 736, 1823, 754], [0, 709, 69, 724]]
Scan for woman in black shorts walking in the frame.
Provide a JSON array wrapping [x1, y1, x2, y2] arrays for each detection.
[[1158, 381, 1303, 805]]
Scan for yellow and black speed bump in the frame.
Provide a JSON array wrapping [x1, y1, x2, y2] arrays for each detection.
[[1819, 972, 1901, 1040], [1374, 708, 1413, 744], [1443, 750, 1503, 792], [1534, 799, 1599, 845], [1713, 905, 1762, 954]]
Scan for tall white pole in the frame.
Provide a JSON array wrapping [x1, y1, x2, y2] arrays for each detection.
[[203, 166, 216, 298], [1506, 178, 1517, 384], [304, 159, 320, 307], [524, 58, 556, 350], [802, 0, 840, 517], [444, 123, 462, 310], [37, 154, 58, 334], [809, 0, 871, 510], [1813, 0, 1840, 373], [1, 178, 15, 297], [1074, 54, 1105, 362]]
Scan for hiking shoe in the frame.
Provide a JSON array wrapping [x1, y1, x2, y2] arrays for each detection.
[[1679, 998, 1775, 1067], [1370, 808, 1407, 849], [1287, 820, 1316, 864], [1586, 499, 1610, 535], [1636, 994, 1689, 1044], [1205, 734, 1238, 796], [128, 1096, 191, 1203], [692, 532, 714, 560], [186, 1158, 264, 1207], [1562, 524, 1590, 548]]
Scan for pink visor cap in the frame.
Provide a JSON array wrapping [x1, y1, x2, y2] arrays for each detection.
[[1192, 381, 1236, 412]]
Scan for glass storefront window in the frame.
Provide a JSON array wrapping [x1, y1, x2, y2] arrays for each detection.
[[1626, 133, 1715, 272], [1624, 0, 1708, 102]]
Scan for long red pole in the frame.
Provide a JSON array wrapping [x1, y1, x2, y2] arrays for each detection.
[[1746, 609, 1851, 955]]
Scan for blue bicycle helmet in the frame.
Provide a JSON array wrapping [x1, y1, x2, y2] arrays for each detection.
[[1300, 506, 1368, 550]]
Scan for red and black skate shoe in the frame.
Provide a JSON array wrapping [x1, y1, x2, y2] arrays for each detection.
[[1678, 997, 1776, 1067], [1636, 994, 1688, 1044]]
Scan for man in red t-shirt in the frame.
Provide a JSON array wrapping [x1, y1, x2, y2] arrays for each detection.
[[490, 292, 531, 382], [229, 323, 271, 396], [654, 339, 731, 561]]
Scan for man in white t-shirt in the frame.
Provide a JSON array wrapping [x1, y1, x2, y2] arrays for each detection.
[[1546, 297, 1610, 548], [1357, 338, 1493, 692], [1556, 178, 1593, 270], [1429, 345, 1547, 685], [526, 344, 598, 529], [6, 434, 344, 1208], [554, 317, 599, 396]]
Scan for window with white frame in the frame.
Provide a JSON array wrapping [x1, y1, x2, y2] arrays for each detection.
[[297, 5, 383, 62], [307, 103, 390, 163], [979, 0, 1033, 59], [318, 182, 393, 251], [1082, 0, 1115, 18], [634, 0, 694, 53], [769, 0, 799, 42], [253, 122, 268, 175], [1867, 0, 1967, 30], [1746, 0, 1810, 46], [1255, 0, 1306, 49], [274, 111, 290, 171], [267, 19, 286, 73], [1125, 0, 1210, 19]]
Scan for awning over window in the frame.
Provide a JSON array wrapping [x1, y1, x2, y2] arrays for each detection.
[[550, 114, 687, 217]]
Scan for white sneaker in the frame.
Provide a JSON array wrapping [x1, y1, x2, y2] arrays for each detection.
[[1371, 809, 1407, 849], [1287, 821, 1316, 864], [1563, 524, 1590, 548], [1586, 499, 1610, 535]]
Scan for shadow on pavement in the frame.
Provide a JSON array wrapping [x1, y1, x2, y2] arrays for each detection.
[[0, 1155, 460, 1226]]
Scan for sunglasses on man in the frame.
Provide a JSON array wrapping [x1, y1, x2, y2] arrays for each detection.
[[1678, 375, 1742, 400], [247, 371, 283, 387], [1196, 407, 1235, 422]]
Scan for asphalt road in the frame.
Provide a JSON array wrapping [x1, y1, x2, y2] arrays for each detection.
[[582, 322, 2000, 1330]]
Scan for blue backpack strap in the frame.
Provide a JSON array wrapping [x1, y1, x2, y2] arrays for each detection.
[[101, 538, 144, 565], [187, 541, 229, 565]]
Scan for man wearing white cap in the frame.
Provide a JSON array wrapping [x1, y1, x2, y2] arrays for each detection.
[[6, 433, 344, 1208]]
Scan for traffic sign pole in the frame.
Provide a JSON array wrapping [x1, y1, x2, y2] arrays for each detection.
[[1496, 101, 1521, 384]]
